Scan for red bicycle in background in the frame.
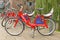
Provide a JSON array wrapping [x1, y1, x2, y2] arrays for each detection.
[[1, 4, 35, 27], [5, 4, 56, 37]]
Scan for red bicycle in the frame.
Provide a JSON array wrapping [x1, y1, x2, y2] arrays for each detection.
[[5, 4, 56, 37]]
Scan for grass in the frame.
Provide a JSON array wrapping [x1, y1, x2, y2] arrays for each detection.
[[56, 30, 60, 32]]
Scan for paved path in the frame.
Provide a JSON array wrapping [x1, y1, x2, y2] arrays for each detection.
[[0, 19, 60, 40]]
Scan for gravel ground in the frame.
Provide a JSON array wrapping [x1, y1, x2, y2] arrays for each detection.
[[0, 19, 60, 40]]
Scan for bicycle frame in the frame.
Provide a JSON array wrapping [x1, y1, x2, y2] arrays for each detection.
[[14, 11, 48, 29]]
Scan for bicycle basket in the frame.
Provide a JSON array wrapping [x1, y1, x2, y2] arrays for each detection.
[[35, 16, 44, 24]]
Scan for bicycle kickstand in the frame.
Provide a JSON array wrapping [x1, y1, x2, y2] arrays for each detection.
[[31, 29, 36, 38]]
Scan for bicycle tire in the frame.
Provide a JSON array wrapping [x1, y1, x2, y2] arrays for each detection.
[[37, 18, 56, 36], [1, 17, 8, 27], [5, 18, 25, 36], [1, 8, 17, 27]]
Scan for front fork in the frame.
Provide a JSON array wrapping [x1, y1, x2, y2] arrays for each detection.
[[14, 19, 18, 28]]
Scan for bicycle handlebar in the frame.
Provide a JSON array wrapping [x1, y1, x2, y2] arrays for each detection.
[[5, 1, 10, 7], [35, 8, 44, 11], [16, 4, 23, 11]]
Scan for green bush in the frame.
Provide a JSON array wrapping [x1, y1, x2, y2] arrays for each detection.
[[36, 0, 59, 22]]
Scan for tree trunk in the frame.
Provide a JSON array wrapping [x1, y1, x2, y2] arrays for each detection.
[[58, 7, 60, 31]]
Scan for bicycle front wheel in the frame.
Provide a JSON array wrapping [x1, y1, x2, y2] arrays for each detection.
[[5, 18, 25, 36], [37, 19, 56, 36]]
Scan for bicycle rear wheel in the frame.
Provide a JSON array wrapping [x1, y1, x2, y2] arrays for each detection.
[[5, 18, 25, 36], [1, 17, 8, 27], [37, 19, 56, 36]]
